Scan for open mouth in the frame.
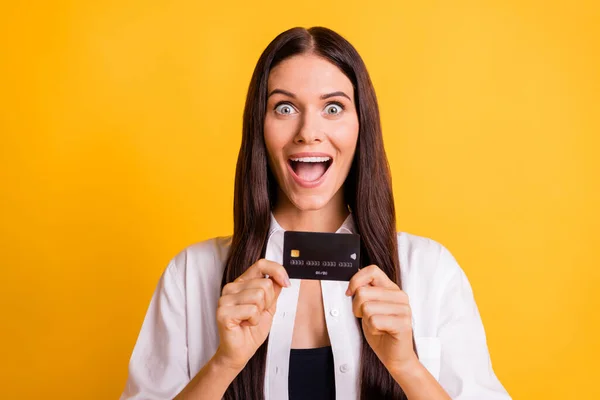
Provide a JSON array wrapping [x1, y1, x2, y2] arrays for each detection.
[[287, 156, 333, 183]]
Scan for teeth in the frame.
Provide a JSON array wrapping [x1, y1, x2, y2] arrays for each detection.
[[289, 156, 331, 163]]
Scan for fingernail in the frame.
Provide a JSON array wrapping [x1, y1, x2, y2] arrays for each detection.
[[285, 277, 292, 287], [345, 288, 351, 296]]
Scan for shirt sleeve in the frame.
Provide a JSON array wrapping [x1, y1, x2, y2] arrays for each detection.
[[436, 245, 512, 399], [120, 260, 189, 400]]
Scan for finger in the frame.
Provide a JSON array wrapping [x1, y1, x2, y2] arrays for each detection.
[[236, 259, 291, 288], [268, 283, 283, 315], [217, 304, 262, 328], [352, 286, 409, 317], [346, 264, 397, 296], [357, 300, 411, 319], [219, 288, 268, 311], [222, 279, 275, 308], [363, 314, 412, 336]]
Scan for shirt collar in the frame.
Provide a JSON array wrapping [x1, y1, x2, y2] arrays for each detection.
[[268, 212, 356, 236]]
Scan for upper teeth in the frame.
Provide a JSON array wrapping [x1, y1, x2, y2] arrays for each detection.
[[290, 157, 331, 162]]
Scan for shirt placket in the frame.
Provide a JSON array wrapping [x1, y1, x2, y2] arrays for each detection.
[[264, 229, 300, 400], [321, 279, 361, 399]]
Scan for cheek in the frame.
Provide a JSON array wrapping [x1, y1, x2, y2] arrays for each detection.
[[264, 119, 281, 153], [263, 117, 276, 151], [263, 117, 292, 169], [330, 118, 359, 153]]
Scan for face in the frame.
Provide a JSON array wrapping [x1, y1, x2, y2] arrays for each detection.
[[264, 53, 359, 211]]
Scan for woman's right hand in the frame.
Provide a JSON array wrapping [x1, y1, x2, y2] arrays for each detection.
[[213, 259, 291, 371]]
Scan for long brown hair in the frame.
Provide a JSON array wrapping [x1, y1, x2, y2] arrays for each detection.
[[221, 26, 413, 399]]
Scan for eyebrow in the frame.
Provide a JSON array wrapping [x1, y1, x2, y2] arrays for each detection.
[[268, 89, 297, 98], [267, 89, 351, 101], [321, 91, 351, 101]]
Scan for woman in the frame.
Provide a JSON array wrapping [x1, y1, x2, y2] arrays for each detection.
[[121, 27, 511, 400]]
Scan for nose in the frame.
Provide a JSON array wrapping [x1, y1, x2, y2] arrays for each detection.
[[294, 111, 325, 145]]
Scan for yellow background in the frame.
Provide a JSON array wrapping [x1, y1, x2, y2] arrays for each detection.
[[1, 0, 598, 399]]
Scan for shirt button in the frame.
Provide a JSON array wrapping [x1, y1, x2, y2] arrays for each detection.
[[340, 364, 350, 373], [330, 309, 339, 317]]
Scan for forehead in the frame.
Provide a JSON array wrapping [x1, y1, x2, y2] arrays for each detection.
[[267, 54, 354, 98]]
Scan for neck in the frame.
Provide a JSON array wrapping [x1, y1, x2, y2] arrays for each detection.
[[272, 189, 349, 233]]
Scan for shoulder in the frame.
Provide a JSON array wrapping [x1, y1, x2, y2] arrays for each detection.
[[396, 231, 463, 287], [396, 232, 473, 336], [165, 235, 233, 291]]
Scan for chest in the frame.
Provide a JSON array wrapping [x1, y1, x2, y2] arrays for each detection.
[[291, 280, 331, 348]]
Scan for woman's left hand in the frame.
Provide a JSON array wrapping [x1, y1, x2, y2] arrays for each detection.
[[346, 264, 418, 374]]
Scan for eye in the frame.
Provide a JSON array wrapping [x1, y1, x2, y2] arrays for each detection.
[[274, 103, 297, 115], [324, 102, 344, 115]]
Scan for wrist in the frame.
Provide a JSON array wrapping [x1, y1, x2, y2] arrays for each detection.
[[174, 350, 245, 400], [388, 356, 424, 386], [211, 349, 247, 375], [388, 356, 451, 399]]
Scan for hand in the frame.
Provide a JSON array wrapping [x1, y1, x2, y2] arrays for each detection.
[[214, 259, 291, 371], [346, 265, 418, 373]]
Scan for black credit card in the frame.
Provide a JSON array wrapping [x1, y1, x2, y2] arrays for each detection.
[[282, 231, 361, 281]]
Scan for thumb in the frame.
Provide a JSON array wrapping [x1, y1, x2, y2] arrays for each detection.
[[267, 280, 284, 315]]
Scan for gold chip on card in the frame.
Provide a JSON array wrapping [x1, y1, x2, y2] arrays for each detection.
[[291, 249, 300, 258]]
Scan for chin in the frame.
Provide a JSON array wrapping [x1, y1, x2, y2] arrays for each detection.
[[287, 192, 332, 211]]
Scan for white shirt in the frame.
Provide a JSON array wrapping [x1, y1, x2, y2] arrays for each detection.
[[121, 213, 511, 399]]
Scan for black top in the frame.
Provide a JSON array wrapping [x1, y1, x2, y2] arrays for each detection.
[[288, 346, 336, 400]]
